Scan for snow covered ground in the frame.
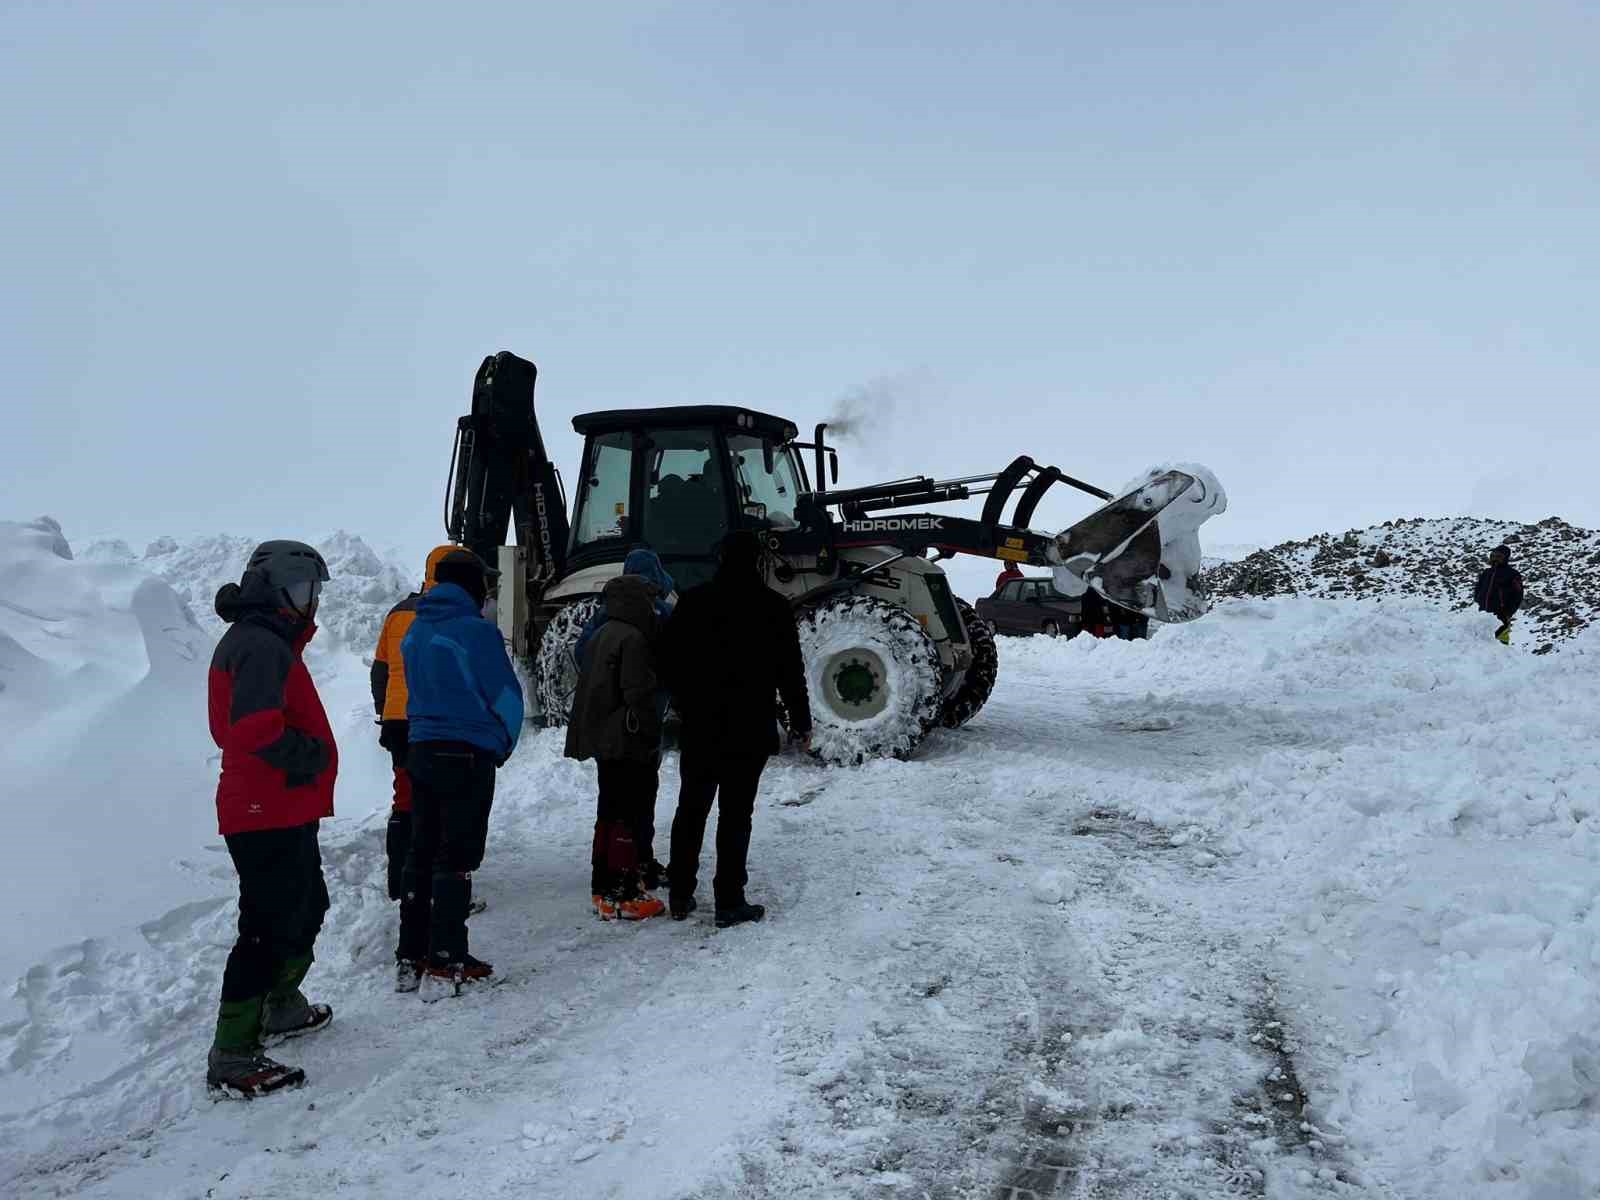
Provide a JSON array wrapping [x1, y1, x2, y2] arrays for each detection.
[[4, 521, 1600, 1199]]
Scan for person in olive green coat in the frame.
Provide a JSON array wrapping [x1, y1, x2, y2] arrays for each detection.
[[564, 574, 666, 919]]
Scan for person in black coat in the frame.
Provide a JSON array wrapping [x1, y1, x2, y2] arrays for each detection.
[[657, 531, 812, 927], [1473, 544, 1525, 645]]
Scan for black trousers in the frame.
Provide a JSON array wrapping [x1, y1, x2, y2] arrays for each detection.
[[592, 757, 660, 895], [220, 822, 329, 1003], [399, 740, 495, 965], [668, 752, 769, 909]]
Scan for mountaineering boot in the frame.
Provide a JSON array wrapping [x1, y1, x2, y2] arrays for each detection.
[[260, 953, 329, 1043], [593, 893, 619, 920], [714, 901, 766, 929], [262, 989, 333, 1044], [395, 959, 423, 994], [616, 892, 667, 920], [467, 897, 488, 918], [207, 1045, 305, 1099], [640, 858, 669, 892], [669, 893, 698, 922], [1496, 622, 1512, 645], [418, 954, 494, 1003]]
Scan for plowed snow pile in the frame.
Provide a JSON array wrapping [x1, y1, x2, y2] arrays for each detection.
[[3, 516, 1599, 1199]]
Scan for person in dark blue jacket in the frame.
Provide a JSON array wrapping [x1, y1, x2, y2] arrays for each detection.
[[398, 549, 524, 1000]]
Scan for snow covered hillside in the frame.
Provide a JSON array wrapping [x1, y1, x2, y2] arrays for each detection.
[[1206, 516, 1599, 654], [4, 561, 1599, 1198]]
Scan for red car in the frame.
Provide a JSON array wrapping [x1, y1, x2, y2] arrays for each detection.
[[975, 576, 1151, 640]]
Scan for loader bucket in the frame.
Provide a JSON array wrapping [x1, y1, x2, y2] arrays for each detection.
[[1047, 465, 1227, 622]]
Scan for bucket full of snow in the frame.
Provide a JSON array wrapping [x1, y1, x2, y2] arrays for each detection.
[[1048, 464, 1227, 623]]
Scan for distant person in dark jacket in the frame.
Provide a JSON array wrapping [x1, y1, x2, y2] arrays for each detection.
[[565, 574, 667, 920], [205, 541, 337, 1099], [1474, 544, 1525, 645], [399, 549, 524, 1000], [574, 548, 676, 888], [658, 531, 812, 928]]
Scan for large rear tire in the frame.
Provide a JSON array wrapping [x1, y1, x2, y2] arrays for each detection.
[[533, 597, 601, 728], [940, 597, 998, 729], [798, 595, 944, 765]]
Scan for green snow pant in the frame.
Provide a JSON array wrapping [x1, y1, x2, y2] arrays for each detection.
[[213, 823, 328, 1052]]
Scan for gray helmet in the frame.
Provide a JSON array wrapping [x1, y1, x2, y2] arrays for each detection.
[[240, 540, 331, 615], [246, 540, 330, 585]]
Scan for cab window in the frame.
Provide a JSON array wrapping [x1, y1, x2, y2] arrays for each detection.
[[572, 432, 633, 549], [641, 428, 729, 556], [728, 434, 802, 529]]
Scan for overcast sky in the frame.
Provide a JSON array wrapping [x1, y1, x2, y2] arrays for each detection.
[[3, 1, 1596, 585]]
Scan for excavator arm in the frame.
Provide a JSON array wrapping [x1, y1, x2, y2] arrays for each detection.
[[444, 351, 569, 591]]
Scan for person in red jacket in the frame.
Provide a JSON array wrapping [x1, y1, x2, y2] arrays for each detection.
[[205, 541, 339, 1098], [995, 559, 1023, 593]]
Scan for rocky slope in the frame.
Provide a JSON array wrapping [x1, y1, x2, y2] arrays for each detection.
[[1205, 516, 1598, 654]]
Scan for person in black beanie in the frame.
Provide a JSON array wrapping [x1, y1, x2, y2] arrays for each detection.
[[657, 530, 811, 927]]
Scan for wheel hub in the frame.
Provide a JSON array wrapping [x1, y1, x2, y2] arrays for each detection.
[[822, 649, 890, 719], [834, 659, 877, 705]]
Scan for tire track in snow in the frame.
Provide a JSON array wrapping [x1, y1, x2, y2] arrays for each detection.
[[987, 810, 1366, 1199]]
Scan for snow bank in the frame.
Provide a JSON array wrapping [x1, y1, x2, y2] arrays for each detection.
[[0, 520, 410, 982], [137, 528, 412, 652], [996, 599, 1600, 1196]]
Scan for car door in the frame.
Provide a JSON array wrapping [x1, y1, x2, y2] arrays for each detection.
[[985, 580, 1026, 633], [1043, 584, 1083, 636], [1021, 580, 1053, 633]]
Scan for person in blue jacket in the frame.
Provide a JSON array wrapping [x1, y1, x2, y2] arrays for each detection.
[[398, 549, 523, 1001]]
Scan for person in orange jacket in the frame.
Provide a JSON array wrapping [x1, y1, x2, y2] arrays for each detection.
[[372, 546, 458, 982]]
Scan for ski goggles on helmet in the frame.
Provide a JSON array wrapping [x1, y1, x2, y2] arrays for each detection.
[[282, 579, 322, 614]]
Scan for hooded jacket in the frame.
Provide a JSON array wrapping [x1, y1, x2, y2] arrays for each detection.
[[658, 561, 811, 757], [564, 575, 661, 764], [1474, 550, 1525, 618], [575, 548, 676, 668], [208, 580, 338, 835], [371, 544, 456, 723], [401, 582, 525, 760]]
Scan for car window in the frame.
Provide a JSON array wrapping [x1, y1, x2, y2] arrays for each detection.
[[1001, 581, 1023, 600]]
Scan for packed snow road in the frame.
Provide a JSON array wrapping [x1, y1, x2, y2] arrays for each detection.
[[4, 599, 1599, 1199]]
